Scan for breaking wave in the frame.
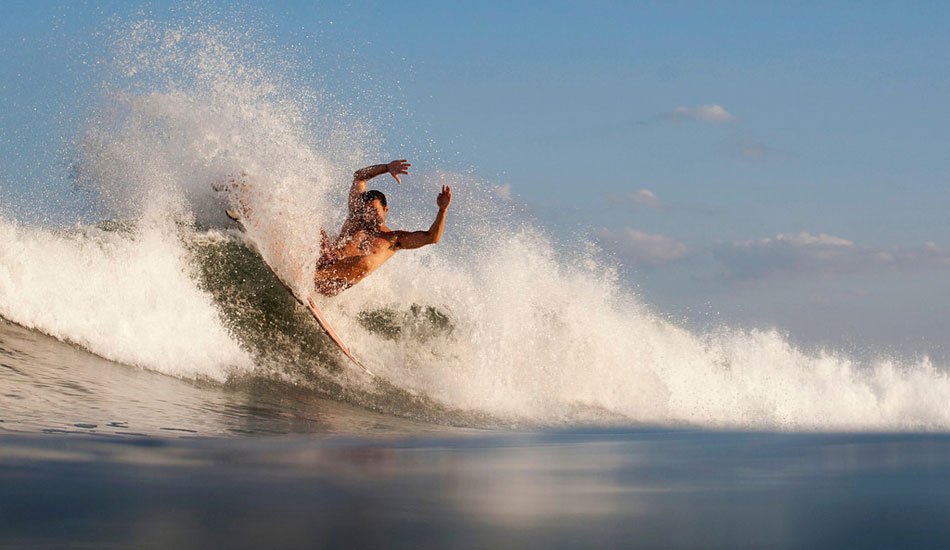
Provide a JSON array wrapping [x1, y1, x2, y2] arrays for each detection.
[[2, 11, 949, 431]]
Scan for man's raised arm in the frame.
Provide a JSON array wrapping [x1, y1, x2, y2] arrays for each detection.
[[394, 185, 452, 250], [348, 160, 411, 214]]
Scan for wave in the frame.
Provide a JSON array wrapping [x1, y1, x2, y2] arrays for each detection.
[[2, 11, 949, 431], [0, 218, 250, 380]]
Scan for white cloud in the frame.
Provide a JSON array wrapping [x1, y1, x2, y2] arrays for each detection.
[[496, 184, 512, 201], [626, 189, 662, 209], [663, 104, 734, 123], [770, 233, 854, 247], [713, 232, 950, 281], [595, 227, 690, 267]]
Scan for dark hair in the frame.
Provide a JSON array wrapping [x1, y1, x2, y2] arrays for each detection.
[[361, 189, 387, 208]]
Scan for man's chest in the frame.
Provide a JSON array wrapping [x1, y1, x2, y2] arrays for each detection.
[[341, 231, 395, 256]]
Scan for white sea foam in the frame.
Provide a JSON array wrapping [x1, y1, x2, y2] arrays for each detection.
[[0, 215, 252, 380], [4, 13, 950, 431], [331, 216, 950, 431]]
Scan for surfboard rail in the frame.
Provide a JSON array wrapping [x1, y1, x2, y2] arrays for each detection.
[[305, 297, 374, 376]]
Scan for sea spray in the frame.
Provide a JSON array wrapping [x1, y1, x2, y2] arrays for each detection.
[[74, 14, 384, 297]]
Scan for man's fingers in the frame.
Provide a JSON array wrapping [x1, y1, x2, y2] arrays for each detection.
[[394, 175, 401, 184]]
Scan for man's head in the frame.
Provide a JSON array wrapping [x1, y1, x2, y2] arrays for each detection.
[[360, 190, 388, 225]]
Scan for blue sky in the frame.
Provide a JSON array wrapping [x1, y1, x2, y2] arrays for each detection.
[[2, 1, 949, 355]]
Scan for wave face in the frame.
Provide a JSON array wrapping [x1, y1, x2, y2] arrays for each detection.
[[3, 12, 950, 431]]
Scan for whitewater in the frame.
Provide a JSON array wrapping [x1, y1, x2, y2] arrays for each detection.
[[2, 15, 950, 433]]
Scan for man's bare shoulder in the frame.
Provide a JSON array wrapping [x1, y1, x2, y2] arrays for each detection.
[[361, 228, 397, 248], [378, 229, 410, 249]]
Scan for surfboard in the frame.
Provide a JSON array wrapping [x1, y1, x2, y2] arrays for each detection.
[[218, 187, 374, 377]]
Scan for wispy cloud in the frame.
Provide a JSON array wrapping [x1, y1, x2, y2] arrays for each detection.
[[595, 227, 691, 267], [713, 233, 950, 281], [625, 189, 662, 209], [496, 183, 512, 201], [656, 104, 734, 124], [728, 139, 772, 160]]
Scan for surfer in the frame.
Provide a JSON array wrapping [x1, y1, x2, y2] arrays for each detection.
[[313, 160, 452, 296]]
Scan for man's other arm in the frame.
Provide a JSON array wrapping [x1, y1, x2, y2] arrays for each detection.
[[394, 186, 452, 250]]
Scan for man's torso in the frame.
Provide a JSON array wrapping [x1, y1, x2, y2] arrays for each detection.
[[314, 222, 399, 288]]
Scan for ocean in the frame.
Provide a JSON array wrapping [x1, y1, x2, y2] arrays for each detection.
[[3, 11, 950, 549]]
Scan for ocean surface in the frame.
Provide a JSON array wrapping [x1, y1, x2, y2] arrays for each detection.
[[3, 10, 950, 548]]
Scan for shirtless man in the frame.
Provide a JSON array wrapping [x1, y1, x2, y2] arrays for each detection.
[[313, 159, 452, 296]]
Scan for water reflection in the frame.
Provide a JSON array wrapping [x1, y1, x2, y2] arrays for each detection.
[[4, 430, 950, 548]]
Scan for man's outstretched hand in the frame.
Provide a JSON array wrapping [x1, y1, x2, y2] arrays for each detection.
[[437, 185, 452, 210], [387, 159, 411, 184]]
